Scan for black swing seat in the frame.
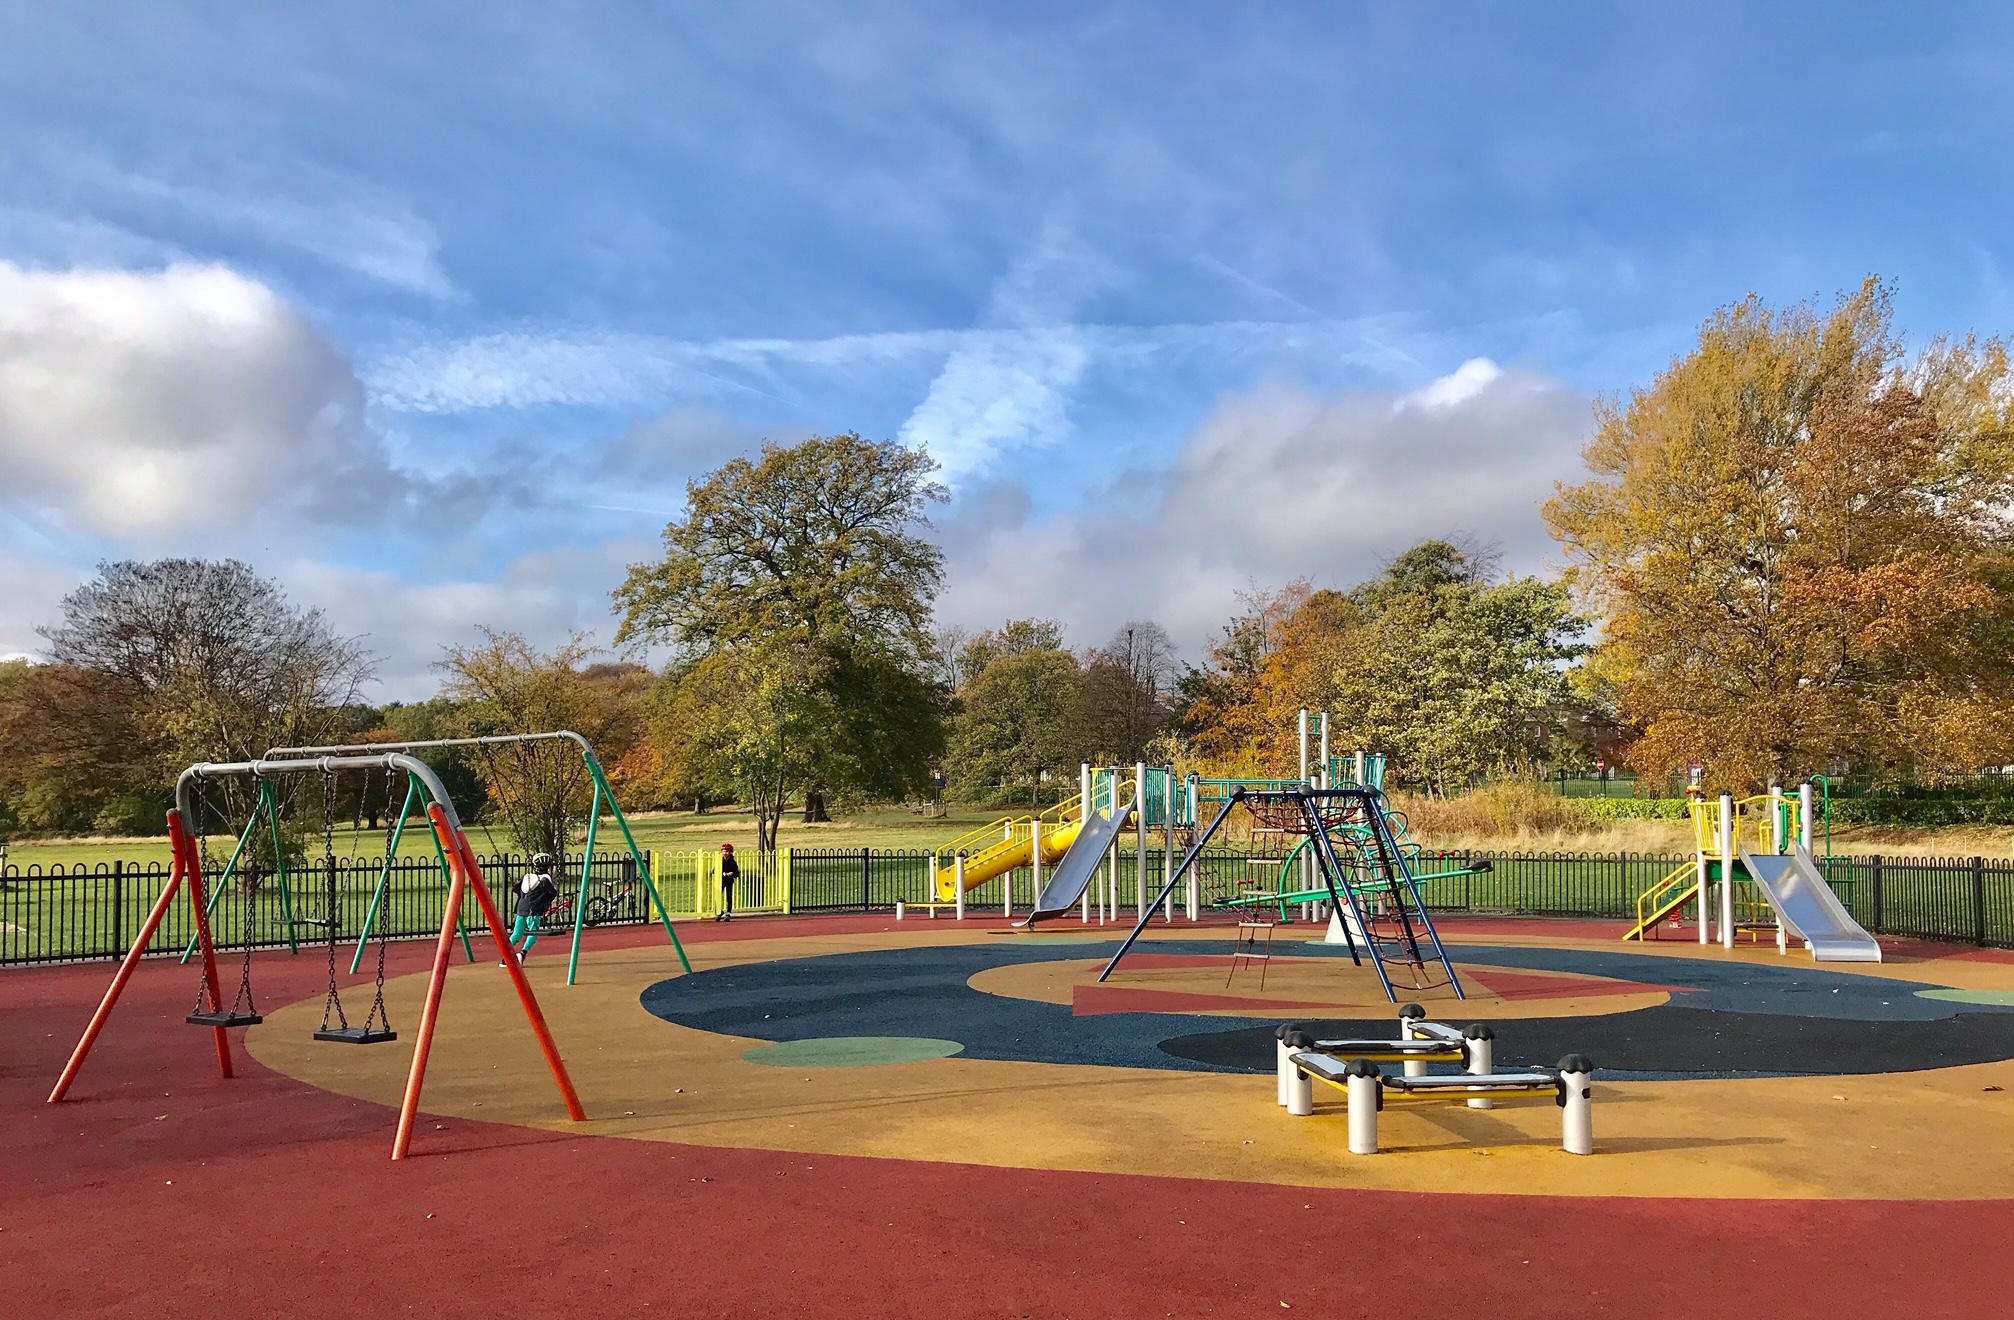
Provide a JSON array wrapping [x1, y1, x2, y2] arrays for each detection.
[[314, 1025, 397, 1045], [187, 1010, 264, 1027]]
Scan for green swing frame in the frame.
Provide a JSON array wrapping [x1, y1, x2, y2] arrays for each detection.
[[262, 731, 691, 984]]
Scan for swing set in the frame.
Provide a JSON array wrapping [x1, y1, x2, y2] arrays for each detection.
[[47, 750, 589, 1160]]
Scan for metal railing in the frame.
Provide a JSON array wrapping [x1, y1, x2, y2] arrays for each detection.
[[8, 847, 2014, 967]]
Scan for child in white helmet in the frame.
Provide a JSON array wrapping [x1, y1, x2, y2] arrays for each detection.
[[506, 853, 559, 964]]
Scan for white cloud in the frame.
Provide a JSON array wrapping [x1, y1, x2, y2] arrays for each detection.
[[0, 261, 432, 538], [0, 551, 75, 662], [937, 358, 1592, 655], [282, 538, 658, 700], [896, 327, 1089, 480]]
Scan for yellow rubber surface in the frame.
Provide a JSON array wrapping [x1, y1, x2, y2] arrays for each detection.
[[246, 924, 2014, 1201]]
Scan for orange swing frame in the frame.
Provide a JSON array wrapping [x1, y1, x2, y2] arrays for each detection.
[[47, 753, 585, 1161]]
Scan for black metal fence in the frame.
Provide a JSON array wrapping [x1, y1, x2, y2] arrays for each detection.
[[0, 852, 650, 968], [7, 846, 2014, 968]]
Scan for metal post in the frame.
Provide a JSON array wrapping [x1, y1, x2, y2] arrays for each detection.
[[1186, 773, 1199, 921], [1975, 856, 1988, 947], [1165, 763, 1178, 921], [1354, 749, 1366, 787], [1032, 820, 1044, 911], [1464, 1024, 1495, 1109], [1135, 761, 1147, 920], [1872, 854, 1884, 930], [1719, 792, 1736, 950], [111, 859, 124, 957], [1298, 710, 1309, 784], [1800, 781, 1814, 855], [1697, 796, 1711, 945], [1319, 713, 1330, 788], [1345, 1060, 1380, 1154], [1768, 782, 1783, 853], [1399, 1004, 1427, 1078], [954, 855, 966, 921], [1286, 1061, 1314, 1117], [1560, 1055, 1594, 1155], [862, 848, 872, 913]]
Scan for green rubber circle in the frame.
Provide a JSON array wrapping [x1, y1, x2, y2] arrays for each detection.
[[740, 1037, 965, 1068], [1914, 988, 2014, 1007]]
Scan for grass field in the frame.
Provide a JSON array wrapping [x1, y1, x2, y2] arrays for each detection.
[[0, 803, 1004, 871]]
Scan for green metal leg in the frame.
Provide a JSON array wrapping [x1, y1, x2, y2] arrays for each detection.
[[590, 758, 691, 974], [566, 782, 601, 985], [266, 789, 299, 954], [178, 790, 266, 964], [350, 778, 417, 974]]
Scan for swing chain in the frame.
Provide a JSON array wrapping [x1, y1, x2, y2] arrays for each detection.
[[318, 767, 349, 1032], [359, 764, 396, 1035]]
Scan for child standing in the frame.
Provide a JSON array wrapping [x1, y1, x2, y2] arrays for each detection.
[[507, 853, 559, 964], [715, 843, 739, 922]]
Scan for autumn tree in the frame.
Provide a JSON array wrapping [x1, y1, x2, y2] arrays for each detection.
[[1546, 280, 2014, 790], [614, 434, 949, 850], [435, 631, 644, 859]]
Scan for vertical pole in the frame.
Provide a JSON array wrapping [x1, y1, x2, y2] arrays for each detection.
[[1319, 713, 1330, 788], [1974, 856, 1988, 948], [1872, 855, 1884, 930], [1186, 774, 1199, 921], [566, 781, 601, 986], [49, 813, 195, 1102], [1165, 764, 1178, 922], [1135, 762, 1147, 921], [862, 847, 872, 913], [1298, 710, 1309, 784], [112, 859, 124, 957], [1800, 782, 1814, 855], [266, 785, 300, 955], [1032, 821, 1044, 911], [1767, 783, 1782, 854], [1719, 792, 1736, 950], [1354, 750, 1366, 787], [183, 818, 234, 1078], [955, 855, 966, 921], [1696, 797, 1710, 945]]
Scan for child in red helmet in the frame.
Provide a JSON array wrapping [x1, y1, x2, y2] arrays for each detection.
[[715, 842, 739, 922]]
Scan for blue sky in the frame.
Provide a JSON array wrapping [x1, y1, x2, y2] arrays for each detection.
[[2, 4, 2011, 694]]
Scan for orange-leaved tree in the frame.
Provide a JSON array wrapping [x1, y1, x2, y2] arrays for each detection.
[[1545, 279, 2014, 791]]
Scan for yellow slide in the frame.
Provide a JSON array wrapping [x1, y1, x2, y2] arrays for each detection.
[[934, 800, 1085, 901]]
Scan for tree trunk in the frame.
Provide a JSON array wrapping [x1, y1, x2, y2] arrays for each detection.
[[802, 787, 831, 823]]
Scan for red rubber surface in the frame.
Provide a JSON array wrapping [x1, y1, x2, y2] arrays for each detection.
[[3, 917, 2005, 1318]]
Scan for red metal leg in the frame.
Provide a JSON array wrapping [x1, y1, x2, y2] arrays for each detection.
[[49, 810, 194, 1102], [180, 819, 234, 1078], [446, 814, 585, 1122], [392, 807, 473, 1161]]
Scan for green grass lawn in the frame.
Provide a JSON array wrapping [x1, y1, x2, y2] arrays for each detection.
[[1, 803, 1019, 871]]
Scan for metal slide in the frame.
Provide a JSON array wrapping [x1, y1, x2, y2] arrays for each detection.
[[1016, 798, 1135, 926], [1738, 846, 1883, 962]]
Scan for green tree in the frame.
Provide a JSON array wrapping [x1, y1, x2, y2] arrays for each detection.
[[1546, 280, 2014, 789], [1330, 573, 1588, 794], [436, 631, 642, 860], [946, 647, 1083, 805], [615, 434, 949, 850]]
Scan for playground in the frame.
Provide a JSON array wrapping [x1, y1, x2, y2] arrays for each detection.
[[8, 728, 2014, 1317]]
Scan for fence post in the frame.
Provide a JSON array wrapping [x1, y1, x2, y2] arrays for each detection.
[[1974, 856, 1988, 947], [112, 859, 124, 957], [861, 848, 871, 913], [1871, 855, 1884, 932]]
